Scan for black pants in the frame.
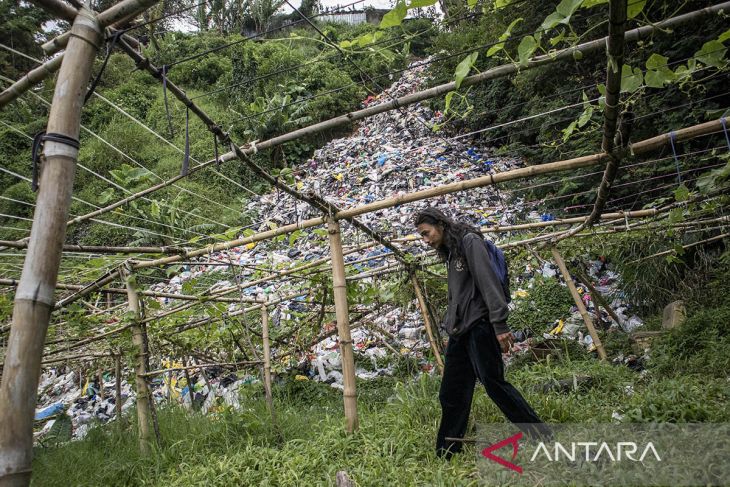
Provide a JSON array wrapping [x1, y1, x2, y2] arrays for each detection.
[[436, 319, 546, 457]]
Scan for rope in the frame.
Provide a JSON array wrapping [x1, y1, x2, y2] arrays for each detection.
[[181, 106, 190, 176], [161, 65, 174, 138], [84, 30, 121, 104], [721, 117, 730, 151]]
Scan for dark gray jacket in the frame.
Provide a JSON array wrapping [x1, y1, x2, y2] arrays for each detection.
[[443, 233, 510, 337]]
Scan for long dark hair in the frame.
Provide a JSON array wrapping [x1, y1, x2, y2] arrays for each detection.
[[414, 207, 481, 263]]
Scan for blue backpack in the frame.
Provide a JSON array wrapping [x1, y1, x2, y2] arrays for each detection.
[[484, 239, 511, 304]]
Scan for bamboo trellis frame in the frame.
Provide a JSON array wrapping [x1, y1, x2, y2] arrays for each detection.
[[0, 1, 728, 479]]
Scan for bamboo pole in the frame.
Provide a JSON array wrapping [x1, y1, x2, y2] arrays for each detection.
[[29, 0, 76, 21], [138, 360, 263, 378], [572, 269, 623, 327], [115, 352, 123, 421], [0, 55, 65, 109], [551, 248, 607, 360], [0, 9, 103, 485], [0, 240, 188, 254], [410, 273, 444, 374], [327, 218, 358, 433], [0, 278, 252, 303], [123, 269, 153, 455], [50, 1, 727, 231], [260, 302, 276, 421]]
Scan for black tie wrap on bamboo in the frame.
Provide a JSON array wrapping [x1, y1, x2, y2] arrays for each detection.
[[31, 132, 80, 192]]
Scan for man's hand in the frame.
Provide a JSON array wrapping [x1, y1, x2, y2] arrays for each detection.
[[496, 332, 514, 353]]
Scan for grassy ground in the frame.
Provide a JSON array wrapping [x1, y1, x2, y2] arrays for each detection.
[[31, 299, 730, 486]]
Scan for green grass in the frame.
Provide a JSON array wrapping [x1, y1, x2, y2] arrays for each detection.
[[31, 300, 730, 486]]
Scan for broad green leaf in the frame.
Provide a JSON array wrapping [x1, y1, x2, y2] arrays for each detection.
[[339, 39, 353, 49], [549, 29, 566, 46], [444, 91, 455, 112], [562, 120, 578, 142], [718, 28, 730, 43], [517, 35, 538, 66], [620, 64, 643, 93], [494, 0, 513, 8], [409, 0, 438, 6], [694, 40, 727, 68], [165, 265, 183, 277], [581, 0, 608, 7], [454, 51, 478, 89], [668, 208, 684, 224], [98, 188, 115, 204], [541, 11, 565, 31], [146, 299, 161, 310], [556, 0, 583, 17], [467, 0, 478, 7], [487, 18, 522, 57], [577, 105, 593, 128], [224, 227, 240, 240], [627, 0, 646, 18], [380, 1, 407, 28], [150, 200, 161, 219], [674, 183, 690, 202], [645, 53, 669, 70]]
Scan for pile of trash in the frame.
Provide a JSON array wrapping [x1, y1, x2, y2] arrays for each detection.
[[33, 363, 260, 442], [33, 58, 650, 442]]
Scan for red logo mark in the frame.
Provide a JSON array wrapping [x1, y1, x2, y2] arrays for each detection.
[[481, 431, 523, 474]]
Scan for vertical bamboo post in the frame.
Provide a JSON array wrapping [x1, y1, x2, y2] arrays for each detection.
[[551, 248, 607, 360], [115, 352, 123, 421], [259, 300, 276, 422], [123, 269, 153, 454], [410, 273, 444, 374], [0, 9, 102, 485], [327, 218, 359, 433]]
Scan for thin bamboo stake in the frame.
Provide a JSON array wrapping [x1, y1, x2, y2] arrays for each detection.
[[29, 0, 76, 21], [573, 268, 623, 327], [260, 302, 276, 422], [410, 273, 444, 374], [551, 248, 607, 360], [123, 269, 153, 455], [138, 360, 262, 378], [115, 352, 123, 421], [327, 217, 358, 433], [0, 8, 103, 485]]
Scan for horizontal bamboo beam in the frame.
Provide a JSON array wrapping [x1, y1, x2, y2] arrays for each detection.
[[41, 352, 113, 365], [0, 240, 188, 254], [0, 278, 257, 303], [139, 360, 263, 378], [0, 55, 64, 109]]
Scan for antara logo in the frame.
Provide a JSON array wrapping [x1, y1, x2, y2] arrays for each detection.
[[481, 433, 662, 474]]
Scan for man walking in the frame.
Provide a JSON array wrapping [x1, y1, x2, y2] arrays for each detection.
[[414, 207, 548, 458]]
